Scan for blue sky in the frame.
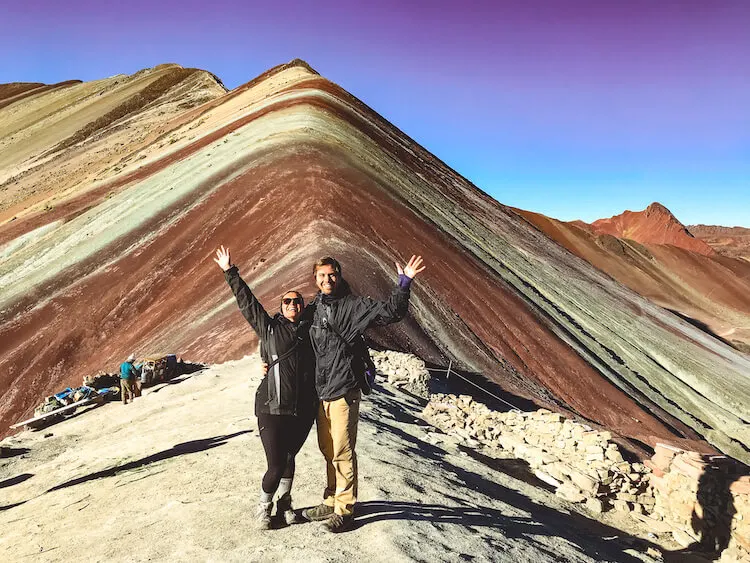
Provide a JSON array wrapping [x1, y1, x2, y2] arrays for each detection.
[[2, 0, 748, 226]]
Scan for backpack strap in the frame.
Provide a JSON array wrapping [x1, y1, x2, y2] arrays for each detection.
[[264, 340, 299, 373], [264, 317, 311, 373], [321, 304, 376, 395]]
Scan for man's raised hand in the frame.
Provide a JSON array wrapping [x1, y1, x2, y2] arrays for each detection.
[[396, 255, 426, 279], [214, 245, 232, 272]]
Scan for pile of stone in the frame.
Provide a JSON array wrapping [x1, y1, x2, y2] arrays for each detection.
[[422, 394, 653, 515], [422, 393, 750, 559], [646, 444, 750, 559], [83, 372, 120, 391], [732, 488, 750, 561], [369, 350, 430, 398]]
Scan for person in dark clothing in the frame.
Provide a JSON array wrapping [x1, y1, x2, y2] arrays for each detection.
[[302, 254, 426, 533], [214, 245, 317, 530]]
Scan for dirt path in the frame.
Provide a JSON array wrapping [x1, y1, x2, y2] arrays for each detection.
[[1, 357, 670, 562]]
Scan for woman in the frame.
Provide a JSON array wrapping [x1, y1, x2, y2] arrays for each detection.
[[214, 246, 317, 530]]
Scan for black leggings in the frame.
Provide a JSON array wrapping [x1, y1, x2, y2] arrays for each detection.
[[257, 412, 315, 494]]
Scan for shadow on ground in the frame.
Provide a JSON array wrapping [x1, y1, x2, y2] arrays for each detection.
[[362, 390, 709, 563], [0, 447, 30, 458], [47, 430, 251, 493], [148, 362, 208, 394], [666, 309, 737, 350], [0, 473, 33, 489], [29, 402, 107, 432]]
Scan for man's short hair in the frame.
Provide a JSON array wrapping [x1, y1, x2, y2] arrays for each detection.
[[313, 257, 342, 277]]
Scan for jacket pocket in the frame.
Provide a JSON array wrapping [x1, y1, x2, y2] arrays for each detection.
[[266, 353, 280, 408], [344, 388, 361, 407]]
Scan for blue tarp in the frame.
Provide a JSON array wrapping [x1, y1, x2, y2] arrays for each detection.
[[53, 386, 97, 403]]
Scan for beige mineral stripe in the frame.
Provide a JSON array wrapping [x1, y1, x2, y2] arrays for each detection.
[[0, 70, 176, 183], [0, 103, 333, 309]]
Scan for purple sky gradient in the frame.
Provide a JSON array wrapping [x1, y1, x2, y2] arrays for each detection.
[[2, 0, 748, 226]]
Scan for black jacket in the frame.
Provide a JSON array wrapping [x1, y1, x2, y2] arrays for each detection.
[[307, 279, 411, 401], [224, 266, 317, 417]]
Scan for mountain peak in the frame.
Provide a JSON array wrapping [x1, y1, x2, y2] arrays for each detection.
[[590, 203, 714, 255], [644, 201, 673, 217], [231, 58, 320, 93]]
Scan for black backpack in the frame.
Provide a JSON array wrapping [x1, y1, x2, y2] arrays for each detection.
[[321, 303, 378, 395], [349, 336, 377, 395]]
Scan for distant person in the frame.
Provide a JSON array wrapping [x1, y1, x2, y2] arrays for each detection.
[[214, 245, 317, 530], [119, 354, 138, 405], [133, 359, 143, 398], [302, 254, 425, 533]]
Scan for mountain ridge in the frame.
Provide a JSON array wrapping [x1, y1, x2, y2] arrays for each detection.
[[1, 61, 749, 465], [688, 224, 750, 262], [588, 202, 714, 256]]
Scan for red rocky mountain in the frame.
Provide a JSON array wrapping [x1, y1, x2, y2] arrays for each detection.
[[590, 202, 715, 255]]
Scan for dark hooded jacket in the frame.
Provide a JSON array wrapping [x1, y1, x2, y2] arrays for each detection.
[[224, 266, 317, 417], [306, 278, 411, 401]]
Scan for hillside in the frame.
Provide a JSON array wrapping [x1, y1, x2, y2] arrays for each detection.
[[0, 64, 226, 221], [1, 60, 749, 465], [514, 207, 750, 356], [689, 225, 750, 262]]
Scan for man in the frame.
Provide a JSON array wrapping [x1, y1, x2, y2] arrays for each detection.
[[120, 354, 138, 405], [303, 255, 425, 532]]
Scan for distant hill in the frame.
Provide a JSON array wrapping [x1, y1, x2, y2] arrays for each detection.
[[590, 202, 714, 255], [516, 204, 750, 357], [688, 224, 750, 262]]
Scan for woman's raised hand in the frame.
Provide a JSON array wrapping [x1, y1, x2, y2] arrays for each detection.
[[214, 245, 232, 272], [396, 255, 426, 279]]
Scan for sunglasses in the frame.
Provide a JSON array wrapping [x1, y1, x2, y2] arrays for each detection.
[[282, 297, 303, 306]]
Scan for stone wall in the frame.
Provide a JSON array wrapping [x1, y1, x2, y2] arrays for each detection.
[[646, 444, 750, 561], [422, 393, 750, 561], [370, 350, 430, 398], [422, 394, 652, 515]]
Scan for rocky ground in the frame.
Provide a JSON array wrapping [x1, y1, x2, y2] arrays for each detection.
[[0, 356, 695, 563]]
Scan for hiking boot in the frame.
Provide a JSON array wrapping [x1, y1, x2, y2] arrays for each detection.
[[322, 513, 352, 533], [255, 501, 273, 530], [302, 503, 334, 522], [276, 494, 298, 525]]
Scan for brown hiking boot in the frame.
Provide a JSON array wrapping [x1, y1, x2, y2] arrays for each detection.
[[302, 503, 334, 522], [322, 513, 353, 533]]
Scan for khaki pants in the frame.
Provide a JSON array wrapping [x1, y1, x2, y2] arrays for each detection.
[[120, 379, 135, 404], [317, 389, 360, 516]]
